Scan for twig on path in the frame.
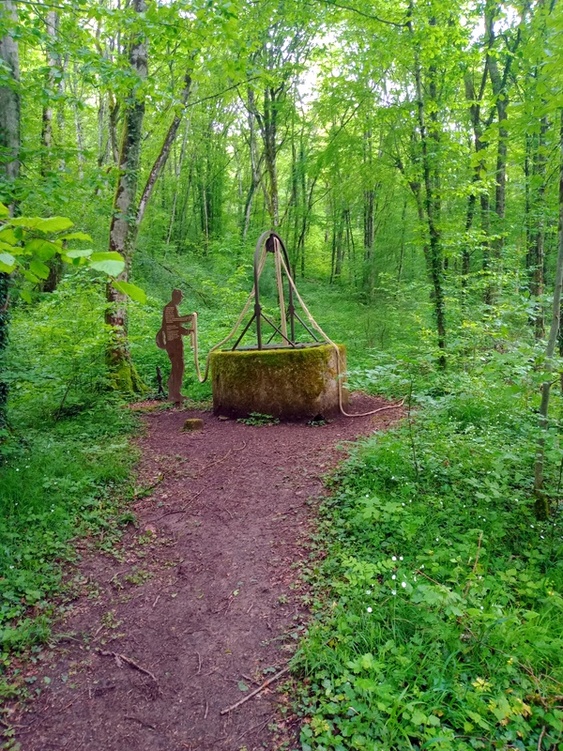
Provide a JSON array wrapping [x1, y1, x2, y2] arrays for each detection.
[[197, 440, 247, 477], [196, 651, 202, 675], [234, 715, 274, 744], [124, 715, 156, 730], [134, 473, 164, 498], [96, 649, 161, 695], [220, 665, 290, 715], [150, 488, 205, 522]]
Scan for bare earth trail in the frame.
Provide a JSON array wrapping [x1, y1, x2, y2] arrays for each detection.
[[12, 394, 402, 751]]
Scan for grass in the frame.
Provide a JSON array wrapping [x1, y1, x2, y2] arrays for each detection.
[[0, 406, 137, 653], [294, 363, 563, 750], [0, 276, 140, 674], [2, 247, 562, 751]]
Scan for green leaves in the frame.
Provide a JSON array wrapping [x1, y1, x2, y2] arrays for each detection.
[[34, 217, 75, 233], [112, 280, 146, 303], [59, 232, 93, 242], [89, 252, 125, 277], [25, 239, 61, 262], [9, 216, 73, 232], [0, 252, 16, 273], [297, 373, 563, 750], [0, 212, 141, 304], [29, 259, 50, 281]]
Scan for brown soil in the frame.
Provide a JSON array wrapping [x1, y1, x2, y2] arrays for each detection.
[[8, 394, 402, 751]]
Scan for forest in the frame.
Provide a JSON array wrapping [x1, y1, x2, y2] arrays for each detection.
[[1, 0, 563, 748]]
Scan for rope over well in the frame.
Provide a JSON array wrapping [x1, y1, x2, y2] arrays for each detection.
[[188, 231, 404, 418]]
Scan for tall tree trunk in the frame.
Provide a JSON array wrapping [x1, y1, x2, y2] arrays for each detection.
[[242, 92, 262, 241], [483, 0, 521, 302], [166, 115, 190, 247], [486, 4, 507, 266], [363, 129, 375, 293], [397, 196, 408, 284], [463, 67, 488, 287], [410, 10, 446, 364], [262, 87, 279, 228], [0, 0, 20, 428], [41, 11, 65, 292], [135, 70, 192, 229], [297, 150, 316, 278], [109, 93, 121, 165], [105, 0, 147, 393], [533, 110, 563, 520], [40, 11, 59, 178], [334, 208, 345, 281], [0, 0, 20, 204], [528, 116, 548, 339]]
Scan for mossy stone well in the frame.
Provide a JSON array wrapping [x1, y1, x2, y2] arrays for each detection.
[[210, 343, 347, 420]]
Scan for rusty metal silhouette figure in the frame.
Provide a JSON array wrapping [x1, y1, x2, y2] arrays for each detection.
[[156, 289, 194, 404]]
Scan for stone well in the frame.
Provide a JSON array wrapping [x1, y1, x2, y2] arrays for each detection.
[[210, 343, 347, 420]]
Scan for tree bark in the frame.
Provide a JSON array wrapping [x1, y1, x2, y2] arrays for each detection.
[[528, 116, 548, 339], [0, 0, 20, 428], [483, 1, 521, 302], [40, 11, 60, 178], [166, 115, 191, 247], [241, 90, 263, 241], [136, 70, 193, 228], [105, 0, 148, 393], [0, 0, 20, 201], [410, 9, 446, 364], [463, 67, 488, 286], [533, 110, 563, 520], [262, 86, 280, 227]]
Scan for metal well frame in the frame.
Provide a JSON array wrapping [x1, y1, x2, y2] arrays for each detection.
[[231, 230, 319, 351]]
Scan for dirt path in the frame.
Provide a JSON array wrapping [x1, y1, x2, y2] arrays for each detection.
[[10, 394, 402, 751]]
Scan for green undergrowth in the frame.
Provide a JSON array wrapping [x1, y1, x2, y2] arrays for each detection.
[[295, 369, 563, 750], [0, 279, 139, 670], [0, 406, 137, 658]]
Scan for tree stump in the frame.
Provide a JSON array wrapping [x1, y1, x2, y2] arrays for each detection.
[[182, 418, 204, 431]]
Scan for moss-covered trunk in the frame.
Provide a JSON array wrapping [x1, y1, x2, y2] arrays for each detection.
[[104, 0, 147, 394]]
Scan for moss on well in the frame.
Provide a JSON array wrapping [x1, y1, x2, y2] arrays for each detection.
[[211, 343, 346, 420]]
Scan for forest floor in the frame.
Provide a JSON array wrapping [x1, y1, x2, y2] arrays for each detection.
[[7, 393, 403, 751]]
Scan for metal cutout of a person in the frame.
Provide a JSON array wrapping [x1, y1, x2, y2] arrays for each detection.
[[156, 289, 194, 404]]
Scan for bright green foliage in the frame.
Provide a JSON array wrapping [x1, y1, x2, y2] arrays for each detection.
[[0, 277, 138, 660], [0, 201, 144, 301], [2, 0, 563, 739], [296, 364, 563, 750]]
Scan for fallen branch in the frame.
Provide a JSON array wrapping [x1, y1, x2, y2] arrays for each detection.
[[198, 440, 247, 477], [134, 473, 164, 498], [235, 714, 274, 743], [150, 488, 205, 522], [96, 649, 160, 694], [124, 715, 156, 730], [220, 665, 290, 715], [538, 725, 546, 751]]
